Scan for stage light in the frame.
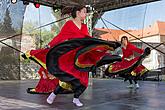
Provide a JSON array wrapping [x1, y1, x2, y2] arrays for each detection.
[[34, 3, 40, 8], [23, 1, 29, 5], [11, 0, 17, 4]]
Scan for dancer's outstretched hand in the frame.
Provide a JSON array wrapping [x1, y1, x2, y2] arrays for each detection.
[[48, 73, 56, 79]]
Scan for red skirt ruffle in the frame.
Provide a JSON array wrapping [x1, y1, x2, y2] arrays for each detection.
[[35, 78, 59, 93], [27, 78, 59, 94], [59, 46, 111, 87], [108, 57, 148, 76]]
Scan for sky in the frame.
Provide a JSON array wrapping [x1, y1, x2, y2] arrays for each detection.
[[23, 3, 55, 30], [95, 0, 165, 30], [22, 0, 165, 31]]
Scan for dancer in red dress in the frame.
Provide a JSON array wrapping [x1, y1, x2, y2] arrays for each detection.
[[22, 5, 121, 106], [45, 6, 121, 107], [22, 5, 90, 94], [105, 36, 150, 89]]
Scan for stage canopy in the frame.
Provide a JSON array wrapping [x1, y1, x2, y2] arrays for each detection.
[[21, 0, 160, 12]]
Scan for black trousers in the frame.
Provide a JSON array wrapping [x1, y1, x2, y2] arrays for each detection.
[[128, 76, 137, 84], [129, 79, 137, 84], [120, 74, 137, 84], [53, 79, 86, 98]]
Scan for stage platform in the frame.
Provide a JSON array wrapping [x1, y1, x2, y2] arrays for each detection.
[[0, 79, 165, 110]]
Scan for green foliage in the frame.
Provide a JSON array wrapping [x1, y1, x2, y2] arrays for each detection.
[[0, 9, 16, 36], [51, 24, 60, 35], [23, 21, 56, 48], [40, 29, 54, 47], [52, 10, 66, 28], [22, 21, 39, 36], [21, 58, 31, 64], [51, 9, 68, 35], [22, 9, 68, 49]]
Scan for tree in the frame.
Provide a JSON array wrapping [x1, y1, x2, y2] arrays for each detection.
[[50, 9, 68, 36], [40, 29, 54, 47], [0, 9, 15, 36], [22, 21, 55, 49], [52, 9, 66, 28], [22, 21, 41, 49], [0, 9, 17, 49], [22, 21, 38, 36], [50, 23, 60, 36]]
